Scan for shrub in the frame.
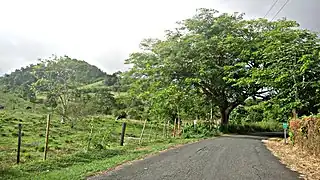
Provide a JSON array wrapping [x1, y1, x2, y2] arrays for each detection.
[[289, 116, 320, 155], [183, 123, 219, 139], [220, 121, 282, 134]]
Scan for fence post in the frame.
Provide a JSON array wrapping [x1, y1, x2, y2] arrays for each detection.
[[173, 119, 176, 137], [120, 122, 126, 146], [166, 120, 170, 138], [17, 123, 22, 164], [44, 114, 51, 160], [284, 128, 287, 144], [139, 119, 147, 145]]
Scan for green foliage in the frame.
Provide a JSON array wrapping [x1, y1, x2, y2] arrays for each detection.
[[183, 123, 220, 139], [220, 121, 282, 134], [125, 8, 320, 125]]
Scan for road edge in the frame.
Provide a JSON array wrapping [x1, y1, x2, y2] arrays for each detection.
[[86, 137, 216, 179]]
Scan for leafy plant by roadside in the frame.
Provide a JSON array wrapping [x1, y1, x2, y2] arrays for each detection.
[[183, 123, 220, 139], [289, 115, 320, 155]]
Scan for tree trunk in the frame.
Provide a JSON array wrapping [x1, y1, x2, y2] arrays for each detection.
[[220, 108, 230, 125], [220, 102, 240, 125], [59, 95, 68, 124], [61, 106, 66, 124]]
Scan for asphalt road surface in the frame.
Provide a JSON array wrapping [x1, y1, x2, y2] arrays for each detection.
[[90, 135, 300, 180]]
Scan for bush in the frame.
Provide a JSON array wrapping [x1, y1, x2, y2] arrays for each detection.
[[289, 116, 320, 155], [220, 121, 282, 134], [183, 123, 219, 139]]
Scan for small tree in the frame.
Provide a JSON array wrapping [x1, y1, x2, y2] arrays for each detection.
[[31, 55, 78, 124]]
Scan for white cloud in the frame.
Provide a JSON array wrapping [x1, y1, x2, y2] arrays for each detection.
[[0, 0, 319, 74]]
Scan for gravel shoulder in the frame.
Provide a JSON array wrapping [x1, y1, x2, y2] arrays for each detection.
[[89, 135, 300, 180], [265, 138, 320, 180]]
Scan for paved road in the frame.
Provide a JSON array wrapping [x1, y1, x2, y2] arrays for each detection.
[[90, 135, 300, 180]]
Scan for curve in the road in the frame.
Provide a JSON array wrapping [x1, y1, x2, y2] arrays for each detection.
[[89, 135, 300, 180]]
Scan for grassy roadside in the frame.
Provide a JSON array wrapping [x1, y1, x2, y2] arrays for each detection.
[[1, 138, 204, 180]]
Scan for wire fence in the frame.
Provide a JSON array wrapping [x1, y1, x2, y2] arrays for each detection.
[[0, 113, 185, 168]]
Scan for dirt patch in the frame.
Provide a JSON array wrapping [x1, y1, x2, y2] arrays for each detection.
[[264, 139, 320, 180]]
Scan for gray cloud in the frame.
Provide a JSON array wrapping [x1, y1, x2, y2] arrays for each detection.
[[0, 32, 55, 74], [281, 0, 320, 32], [225, 0, 320, 32], [94, 51, 131, 73]]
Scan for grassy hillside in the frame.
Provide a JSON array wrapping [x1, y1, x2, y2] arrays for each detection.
[[0, 55, 213, 180], [0, 104, 172, 179], [79, 80, 127, 98], [0, 91, 44, 112], [0, 74, 175, 179], [79, 80, 106, 90]]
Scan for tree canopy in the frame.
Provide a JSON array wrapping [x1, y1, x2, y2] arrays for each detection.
[[125, 8, 320, 124]]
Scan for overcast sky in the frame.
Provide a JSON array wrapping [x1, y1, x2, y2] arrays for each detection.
[[0, 0, 319, 74]]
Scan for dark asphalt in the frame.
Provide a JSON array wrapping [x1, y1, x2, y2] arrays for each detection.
[[89, 135, 300, 180]]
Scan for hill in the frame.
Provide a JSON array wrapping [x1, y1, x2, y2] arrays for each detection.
[[0, 56, 107, 98]]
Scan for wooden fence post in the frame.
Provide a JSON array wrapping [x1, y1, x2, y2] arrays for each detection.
[[155, 122, 159, 139], [163, 120, 166, 138], [139, 119, 147, 145], [173, 119, 176, 137], [177, 119, 180, 136], [120, 122, 126, 146], [17, 123, 22, 164], [43, 114, 51, 160], [166, 120, 170, 138]]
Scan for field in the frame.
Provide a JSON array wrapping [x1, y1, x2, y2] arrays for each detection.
[[0, 92, 196, 180]]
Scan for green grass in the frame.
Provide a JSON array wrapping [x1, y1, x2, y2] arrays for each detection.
[[0, 92, 40, 111], [1, 138, 200, 180], [78, 80, 105, 90], [0, 94, 189, 180], [77, 80, 127, 98], [111, 91, 127, 97], [0, 91, 210, 180], [0, 110, 165, 168]]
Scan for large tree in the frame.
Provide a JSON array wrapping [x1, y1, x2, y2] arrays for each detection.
[[126, 8, 320, 125]]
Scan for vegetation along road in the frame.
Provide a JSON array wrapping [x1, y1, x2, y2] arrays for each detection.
[[90, 135, 299, 180]]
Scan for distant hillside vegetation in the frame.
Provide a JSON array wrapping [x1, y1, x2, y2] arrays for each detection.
[[0, 56, 107, 97]]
